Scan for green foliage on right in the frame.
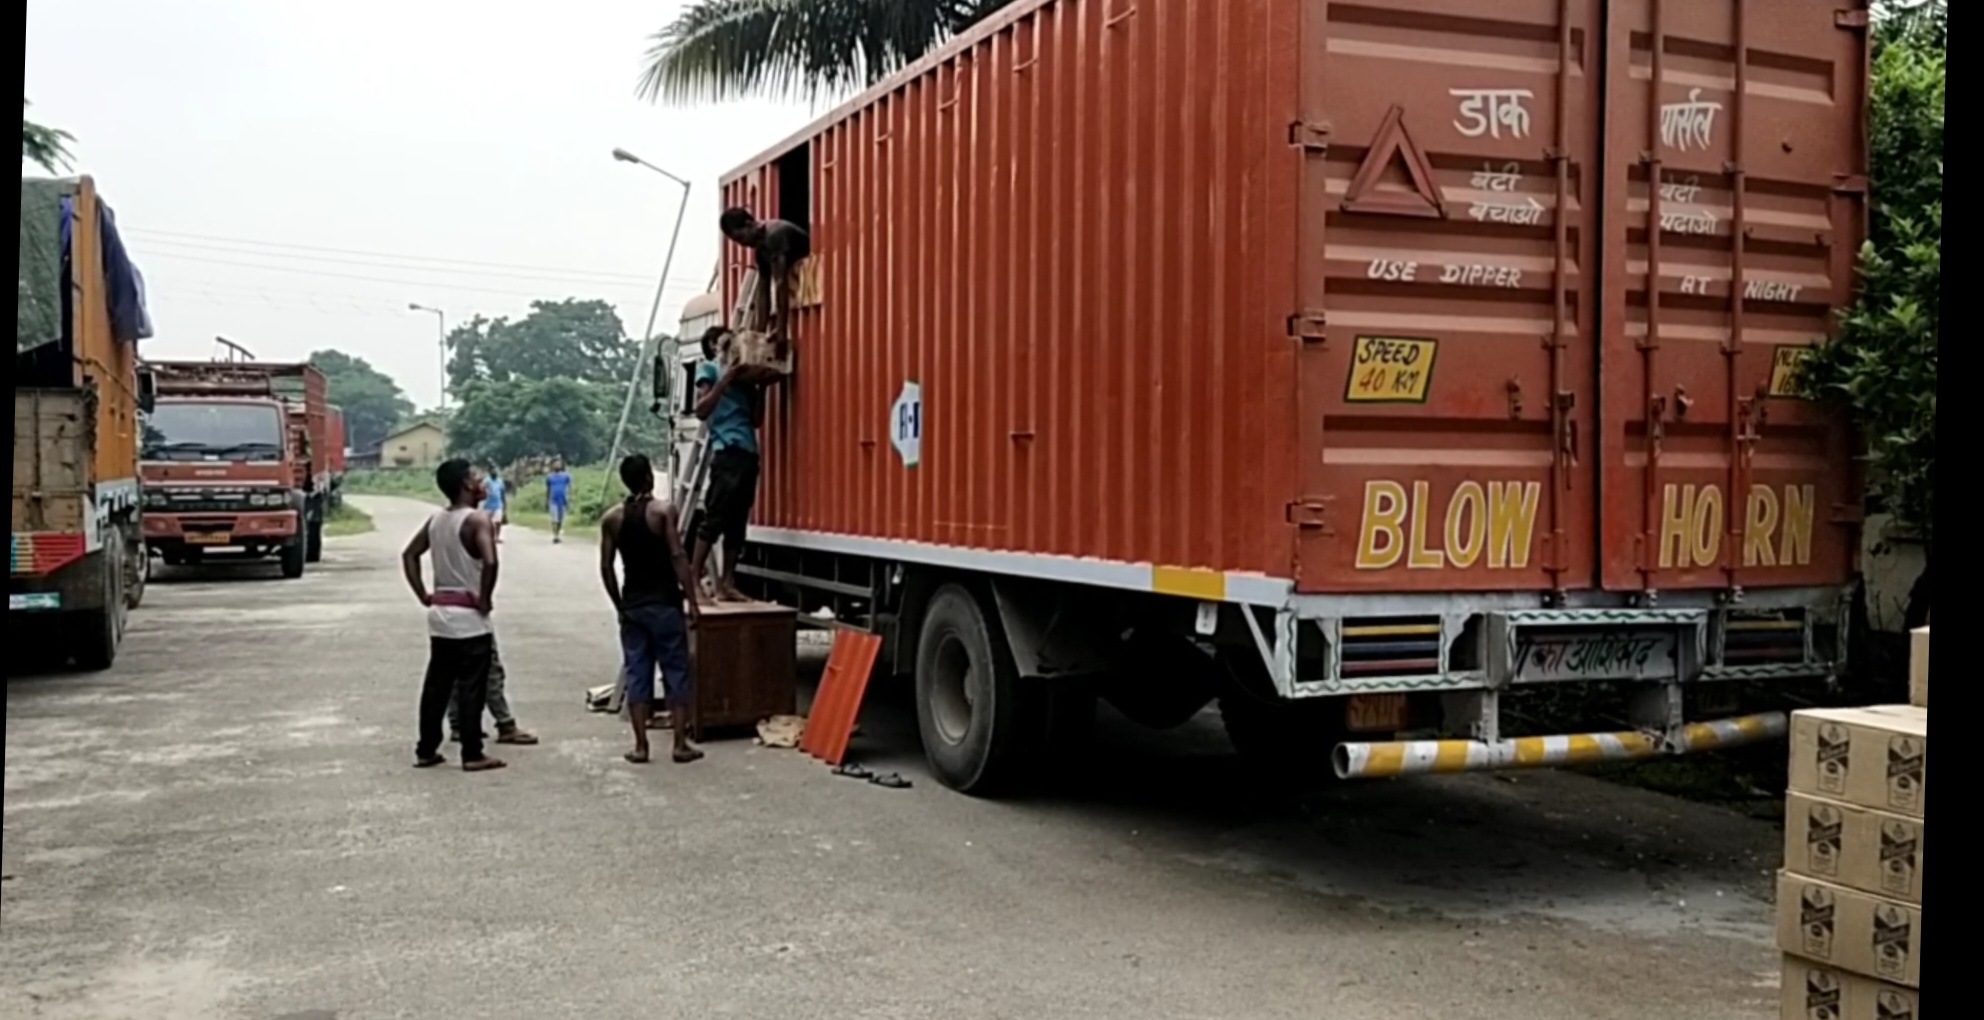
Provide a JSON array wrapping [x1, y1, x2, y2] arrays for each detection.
[[448, 377, 615, 467], [1798, 2, 1942, 541]]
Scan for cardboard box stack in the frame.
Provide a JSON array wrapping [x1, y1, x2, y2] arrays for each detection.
[[1777, 632, 1927, 1018]]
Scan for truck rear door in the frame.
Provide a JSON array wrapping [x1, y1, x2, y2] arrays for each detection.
[[1296, 0, 1602, 594], [1596, 0, 1866, 593]]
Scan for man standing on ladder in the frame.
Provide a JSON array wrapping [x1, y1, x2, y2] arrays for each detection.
[[690, 325, 762, 604]]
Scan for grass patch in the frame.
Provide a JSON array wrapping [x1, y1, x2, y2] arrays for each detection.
[[343, 468, 440, 499], [346, 464, 626, 534], [324, 502, 376, 537]]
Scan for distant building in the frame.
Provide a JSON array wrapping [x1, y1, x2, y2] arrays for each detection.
[[382, 421, 448, 469]]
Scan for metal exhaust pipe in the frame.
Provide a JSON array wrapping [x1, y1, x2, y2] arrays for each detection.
[[1331, 711, 1787, 781]]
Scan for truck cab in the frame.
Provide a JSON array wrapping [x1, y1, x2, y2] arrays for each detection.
[[141, 361, 331, 577]]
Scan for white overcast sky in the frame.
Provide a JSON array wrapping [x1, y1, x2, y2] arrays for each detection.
[[24, 0, 825, 410]]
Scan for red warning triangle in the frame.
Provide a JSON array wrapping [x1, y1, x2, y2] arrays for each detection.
[[1342, 104, 1447, 219]]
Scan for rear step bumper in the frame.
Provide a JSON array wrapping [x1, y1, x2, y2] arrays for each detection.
[[1333, 711, 1786, 780]]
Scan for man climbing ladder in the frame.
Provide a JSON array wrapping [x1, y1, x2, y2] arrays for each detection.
[[719, 207, 809, 357]]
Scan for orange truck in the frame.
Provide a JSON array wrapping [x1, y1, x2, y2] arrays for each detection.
[[13, 176, 155, 669], [712, 0, 1872, 794], [326, 406, 349, 508], [140, 361, 334, 578]]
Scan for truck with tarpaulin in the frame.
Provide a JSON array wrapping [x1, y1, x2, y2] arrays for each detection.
[[13, 176, 157, 670], [140, 360, 334, 578]]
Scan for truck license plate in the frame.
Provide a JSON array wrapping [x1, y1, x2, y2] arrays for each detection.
[[1514, 631, 1678, 683], [1346, 694, 1409, 733], [186, 532, 232, 545]]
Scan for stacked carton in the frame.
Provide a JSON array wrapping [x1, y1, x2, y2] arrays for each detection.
[[1778, 629, 1927, 1018]]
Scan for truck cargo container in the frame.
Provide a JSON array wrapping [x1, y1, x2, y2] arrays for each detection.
[[326, 405, 349, 509], [13, 176, 156, 669], [141, 361, 334, 576], [706, 0, 1870, 794]]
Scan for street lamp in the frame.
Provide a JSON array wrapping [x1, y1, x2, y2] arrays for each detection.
[[407, 302, 447, 410], [601, 147, 693, 502]]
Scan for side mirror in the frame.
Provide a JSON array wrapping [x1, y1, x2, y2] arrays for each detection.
[[137, 370, 158, 415]]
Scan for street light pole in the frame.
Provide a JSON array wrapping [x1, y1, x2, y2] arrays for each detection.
[[601, 147, 692, 503], [407, 303, 447, 410]]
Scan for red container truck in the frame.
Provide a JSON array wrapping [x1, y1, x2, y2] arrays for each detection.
[[141, 361, 335, 577], [709, 0, 1870, 794]]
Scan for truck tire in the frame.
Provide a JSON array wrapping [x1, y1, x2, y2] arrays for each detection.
[[305, 516, 324, 564], [72, 544, 124, 672], [279, 537, 307, 579], [914, 583, 1036, 796]]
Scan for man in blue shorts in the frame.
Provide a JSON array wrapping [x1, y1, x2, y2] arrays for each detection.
[[545, 460, 573, 544], [599, 454, 702, 765]]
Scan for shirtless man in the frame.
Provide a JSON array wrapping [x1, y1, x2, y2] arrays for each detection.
[[719, 207, 810, 354], [599, 454, 703, 765], [400, 458, 506, 772]]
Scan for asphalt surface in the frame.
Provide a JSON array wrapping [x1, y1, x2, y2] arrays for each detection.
[[3, 495, 1788, 1020]]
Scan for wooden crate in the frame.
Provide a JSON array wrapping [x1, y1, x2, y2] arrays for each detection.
[[692, 601, 797, 738]]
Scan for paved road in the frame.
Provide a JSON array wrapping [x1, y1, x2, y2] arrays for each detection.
[[4, 495, 1787, 1019]]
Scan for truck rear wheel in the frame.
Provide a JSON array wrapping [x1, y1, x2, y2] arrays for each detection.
[[279, 537, 307, 579], [914, 583, 1035, 796], [72, 544, 124, 672]]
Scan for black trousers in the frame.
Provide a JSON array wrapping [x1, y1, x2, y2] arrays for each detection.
[[418, 634, 494, 761], [697, 446, 760, 549]]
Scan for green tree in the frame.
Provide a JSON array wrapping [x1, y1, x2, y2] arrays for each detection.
[[309, 349, 416, 452], [22, 98, 74, 173], [448, 377, 611, 466], [1799, 0, 1941, 623], [446, 298, 639, 394], [637, 0, 1014, 104]]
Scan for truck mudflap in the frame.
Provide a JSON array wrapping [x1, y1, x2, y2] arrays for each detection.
[[1333, 711, 1786, 780], [11, 532, 87, 577]]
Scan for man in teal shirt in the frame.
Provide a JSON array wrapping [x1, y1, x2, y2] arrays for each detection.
[[690, 327, 763, 603]]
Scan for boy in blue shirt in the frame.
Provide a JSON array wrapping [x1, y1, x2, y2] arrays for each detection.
[[482, 469, 507, 544], [545, 460, 573, 544], [690, 326, 765, 603]]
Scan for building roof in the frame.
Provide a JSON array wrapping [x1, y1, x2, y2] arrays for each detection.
[[384, 419, 446, 442]]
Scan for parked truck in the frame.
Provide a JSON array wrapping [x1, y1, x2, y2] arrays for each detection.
[[13, 176, 156, 669], [326, 405, 349, 509], [702, 0, 1872, 795], [140, 361, 333, 577]]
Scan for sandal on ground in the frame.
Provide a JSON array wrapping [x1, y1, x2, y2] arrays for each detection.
[[867, 772, 912, 789], [831, 763, 873, 780]]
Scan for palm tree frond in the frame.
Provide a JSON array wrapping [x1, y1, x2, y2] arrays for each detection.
[[22, 98, 75, 173], [636, 0, 1006, 107]]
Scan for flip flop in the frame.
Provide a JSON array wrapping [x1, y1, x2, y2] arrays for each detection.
[[832, 763, 873, 780], [867, 772, 912, 790]]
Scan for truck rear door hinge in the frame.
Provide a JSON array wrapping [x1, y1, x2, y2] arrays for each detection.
[[1834, 8, 1870, 29], [1286, 498, 1330, 529], [1287, 311, 1328, 343], [1288, 122, 1331, 154], [1832, 173, 1869, 196]]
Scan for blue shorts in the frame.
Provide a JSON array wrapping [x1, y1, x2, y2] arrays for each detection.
[[620, 603, 691, 705], [550, 500, 569, 524]]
